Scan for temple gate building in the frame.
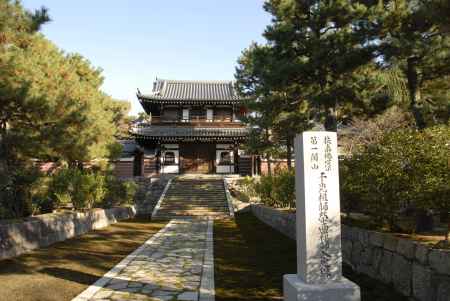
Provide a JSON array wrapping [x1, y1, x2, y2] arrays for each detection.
[[124, 79, 252, 176]]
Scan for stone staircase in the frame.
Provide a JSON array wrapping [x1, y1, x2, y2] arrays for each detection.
[[152, 176, 232, 220]]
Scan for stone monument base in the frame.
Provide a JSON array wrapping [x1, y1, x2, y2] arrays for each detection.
[[283, 274, 360, 301]]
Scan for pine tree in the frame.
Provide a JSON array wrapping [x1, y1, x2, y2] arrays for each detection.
[[261, 0, 384, 130], [0, 0, 129, 167], [379, 0, 450, 129], [235, 43, 310, 168]]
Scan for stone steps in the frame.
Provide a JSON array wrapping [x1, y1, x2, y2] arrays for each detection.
[[165, 192, 225, 196], [152, 177, 231, 220], [156, 209, 229, 214], [159, 199, 228, 204], [157, 204, 228, 208], [160, 201, 227, 205], [154, 212, 228, 219]]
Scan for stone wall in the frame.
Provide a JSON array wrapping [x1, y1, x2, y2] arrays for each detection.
[[133, 176, 173, 215], [0, 206, 136, 260], [250, 204, 296, 240], [342, 225, 450, 301], [248, 204, 450, 301]]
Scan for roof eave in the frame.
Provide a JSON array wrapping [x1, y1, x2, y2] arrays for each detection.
[[138, 96, 243, 103]]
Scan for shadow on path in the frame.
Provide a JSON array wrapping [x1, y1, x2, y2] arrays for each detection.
[[39, 267, 98, 286], [214, 212, 408, 301]]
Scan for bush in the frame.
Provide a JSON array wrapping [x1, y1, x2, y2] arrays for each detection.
[[71, 171, 106, 210], [235, 176, 258, 202], [272, 169, 295, 208], [48, 168, 77, 208], [340, 125, 450, 232], [103, 176, 137, 208], [0, 167, 40, 219], [30, 176, 53, 214], [1, 161, 137, 218], [253, 169, 296, 208], [48, 168, 108, 210], [254, 175, 276, 206]]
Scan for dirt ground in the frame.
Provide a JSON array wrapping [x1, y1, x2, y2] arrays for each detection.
[[0, 218, 166, 301]]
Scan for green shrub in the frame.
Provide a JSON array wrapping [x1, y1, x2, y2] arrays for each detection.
[[253, 175, 273, 206], [122, 180, 138, 204], [341, 125, 450, 231], [273, 169, 295, 208], [103, 176, 137, 207], [253, 169, 296, 208], [236, 176, 258, 201], [32, 197, 55, 214], [48, 168, 77, 207], [49, 168, 108, 210], [29, 176, 53, 214], [1, 162, 136, 217], [0, 167, 40, 219], [71, 171, 107, 210]]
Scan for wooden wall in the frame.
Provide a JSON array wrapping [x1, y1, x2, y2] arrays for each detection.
[[112, 160, 134, 178], [260, 159, 294, 175], [238, 156, 253, 176]]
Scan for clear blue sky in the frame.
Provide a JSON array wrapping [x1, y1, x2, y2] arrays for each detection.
[[21, 0, 271, 115]]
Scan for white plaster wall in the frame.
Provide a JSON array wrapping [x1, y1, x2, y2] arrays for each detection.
[[216, 144, 233, 150], [216, 146, 234, 174], [162, 144, 179, 150], [161, 165, 179, 174]]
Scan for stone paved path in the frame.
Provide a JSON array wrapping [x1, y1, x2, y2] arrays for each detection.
[[72, 219, 214, 301]]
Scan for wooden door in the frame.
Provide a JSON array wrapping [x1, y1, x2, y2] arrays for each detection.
[[180, 143, 215, 173], [196, 145, 211, 173]]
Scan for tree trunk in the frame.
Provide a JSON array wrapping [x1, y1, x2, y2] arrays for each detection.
[[407, 57, 426, 130], [415, 209, 434, 232], [446, 220, 449, 243], [266, 154, 272, 177], [324, 107, 337, 131], [286, 137, 292, 170], [0, 125, 10, 185], [445, 209, 450, 243], [264, 127, 272, 176]]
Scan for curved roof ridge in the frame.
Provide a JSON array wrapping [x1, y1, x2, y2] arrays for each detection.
[[158, 78, 234, 84]]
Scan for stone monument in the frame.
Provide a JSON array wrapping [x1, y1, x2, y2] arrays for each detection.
[[284, 131, 360, 301]]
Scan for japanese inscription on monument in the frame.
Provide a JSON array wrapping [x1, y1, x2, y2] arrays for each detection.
[[295, 131, 343, 284], [284, 131, 360, 301]]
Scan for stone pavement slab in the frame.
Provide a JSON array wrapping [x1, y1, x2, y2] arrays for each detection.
[[72, 219, 214, 301]]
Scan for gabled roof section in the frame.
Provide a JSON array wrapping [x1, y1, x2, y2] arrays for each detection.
[[138, 79, 243, 104]]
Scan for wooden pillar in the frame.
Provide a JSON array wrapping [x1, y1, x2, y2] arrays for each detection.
[[234, 141, 239, 174], [157, 140, 161, 175]]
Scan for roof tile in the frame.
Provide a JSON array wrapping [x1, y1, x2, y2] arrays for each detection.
[[140, 79, 242, 102]]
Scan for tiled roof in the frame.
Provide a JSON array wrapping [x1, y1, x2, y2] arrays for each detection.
[[131, 126, 248, 139], [138, 79, 242, 103], [118, 140, 141, 157]]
